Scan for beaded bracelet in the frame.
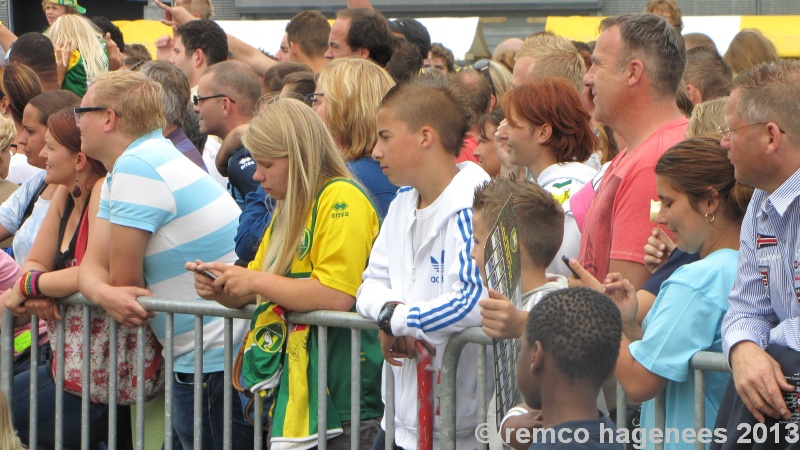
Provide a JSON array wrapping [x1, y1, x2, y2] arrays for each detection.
[[19, 270, 45, 298]]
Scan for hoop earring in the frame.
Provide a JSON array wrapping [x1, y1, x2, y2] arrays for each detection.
[[705, 212, 715, 223], [72, 169, 82, 198]]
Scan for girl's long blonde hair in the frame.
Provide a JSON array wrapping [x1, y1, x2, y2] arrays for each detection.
[[0, 390, 23, 450], [46, 14, 108, 83], [243, 98, 353, 278]]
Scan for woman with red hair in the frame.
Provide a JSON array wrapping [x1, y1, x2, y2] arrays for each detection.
[[502, 77, 598, 277]]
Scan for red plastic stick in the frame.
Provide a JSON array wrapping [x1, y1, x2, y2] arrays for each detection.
[[417, 341, 434, 450]]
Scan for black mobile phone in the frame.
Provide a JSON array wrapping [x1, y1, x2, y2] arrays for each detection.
[[195, 268, 218, 281], [561, 255, 581, 279]]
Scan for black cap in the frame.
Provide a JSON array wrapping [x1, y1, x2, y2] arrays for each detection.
[[389, 18, 431, 60]]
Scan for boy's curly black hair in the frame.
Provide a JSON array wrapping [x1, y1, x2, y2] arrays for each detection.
[[526, 287, 622, 384]]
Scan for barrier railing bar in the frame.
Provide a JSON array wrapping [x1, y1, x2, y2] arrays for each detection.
[[0, 310, 13, 398], [439, 327, 492, 450], [694, 368, 704, 450], [690, 352, 729, 372], [108, 318, 119, 450], [254, 389, 264, 448], [81, 305, 91, 450], [318, 325, 328, 450], [164, 312, 174, 450], [477, 344, 488, 450], [50, 312, 58, 450], [136, 325, 146, 450], [384, 363, 394, 450], [193, 315, 203, 449], [224, 317, 233, 450], [351, 328, 361, 450]]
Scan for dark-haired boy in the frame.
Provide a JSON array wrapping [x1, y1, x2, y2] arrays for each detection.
[[517, 288, 623, 449], [356, 80, 491, 449]]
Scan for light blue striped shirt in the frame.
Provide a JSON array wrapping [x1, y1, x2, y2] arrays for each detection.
[[98, 130, 247, 373], [722, 167, 800, 357]]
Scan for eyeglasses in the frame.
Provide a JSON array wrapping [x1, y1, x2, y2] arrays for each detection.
[[128, 60, 147, 72], [306, 92, 324, 108], [192, 94, 237, 106], [473, 59, 496, 96], [73, 106, 121, 123], [718, 122, 786, 138]]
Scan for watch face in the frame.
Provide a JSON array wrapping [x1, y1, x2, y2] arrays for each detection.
[[378, 307, 390, 321]]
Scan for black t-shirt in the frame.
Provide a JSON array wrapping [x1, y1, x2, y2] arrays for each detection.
[[528, 415, 623, 450]]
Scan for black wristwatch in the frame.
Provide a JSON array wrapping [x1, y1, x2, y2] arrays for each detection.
[[377, 302, 400, 336]]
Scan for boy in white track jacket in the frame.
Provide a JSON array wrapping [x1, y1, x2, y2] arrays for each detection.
[[356, 81, 491, 450]]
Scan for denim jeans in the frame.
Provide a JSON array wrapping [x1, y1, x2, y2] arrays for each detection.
[[12, 364, 115, 449], [12, 341, 51, 377], [168, 370, 255, 450]]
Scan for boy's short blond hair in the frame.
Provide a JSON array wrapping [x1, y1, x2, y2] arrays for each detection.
[[516, 34, 585, 93], [473, 178, 564, 269], [379, 79, 469, 157]]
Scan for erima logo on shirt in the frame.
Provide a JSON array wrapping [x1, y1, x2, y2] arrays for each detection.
[[240, 156, 254, 170], [430, 250, 444, 283], [332, 201, 349, 218]]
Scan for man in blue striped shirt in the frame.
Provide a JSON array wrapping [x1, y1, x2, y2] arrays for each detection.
[[720, 60, 800, 427], [76, 70, 252, 449]]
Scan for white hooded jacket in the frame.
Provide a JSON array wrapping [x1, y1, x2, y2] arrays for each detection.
[[357, 161, 491, 450]]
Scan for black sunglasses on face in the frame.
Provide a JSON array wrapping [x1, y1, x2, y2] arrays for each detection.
[[192, 94, 237, 106]]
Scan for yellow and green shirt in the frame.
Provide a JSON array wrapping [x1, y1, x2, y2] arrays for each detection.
[[248, 177, 384, 426]]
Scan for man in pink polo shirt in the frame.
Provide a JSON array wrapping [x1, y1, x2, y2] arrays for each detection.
[[579, 12, 688, 288]]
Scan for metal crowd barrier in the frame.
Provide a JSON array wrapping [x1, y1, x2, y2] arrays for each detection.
[[0, 294, 465, 450], [0, 293, 730, 450], [614, 351, 731, 450]]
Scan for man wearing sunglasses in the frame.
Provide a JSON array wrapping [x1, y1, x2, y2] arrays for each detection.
[[194, 60, 261, 210]]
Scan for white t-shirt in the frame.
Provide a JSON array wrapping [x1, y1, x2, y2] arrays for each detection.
[[411, 192, 447, 297]]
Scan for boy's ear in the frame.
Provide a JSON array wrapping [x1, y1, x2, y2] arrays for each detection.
[[537, 123, 552, 144], [419, 125, 434, 149], [530, 340, 544, 374]]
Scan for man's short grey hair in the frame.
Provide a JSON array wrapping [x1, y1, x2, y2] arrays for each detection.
[[138, 61, 190, 127], [600, 13, 685, 100], [733, 60, 800, 146]]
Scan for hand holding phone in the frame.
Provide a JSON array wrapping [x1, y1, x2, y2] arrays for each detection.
[[561, 255, 581, 280]]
